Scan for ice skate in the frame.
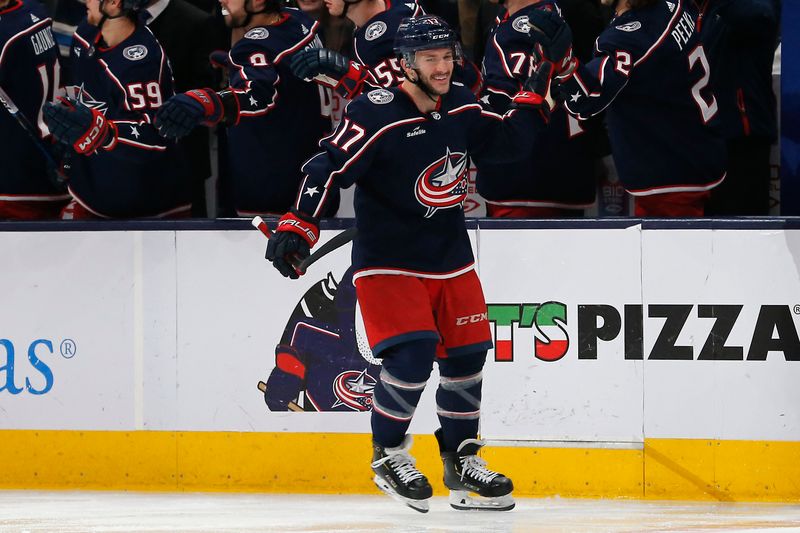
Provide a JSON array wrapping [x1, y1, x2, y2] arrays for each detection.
[[436, 429, 515, 511], [371, 435, 433, 513]]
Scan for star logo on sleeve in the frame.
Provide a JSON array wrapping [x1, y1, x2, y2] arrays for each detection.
[[570, 92, 582, 102], [249, 95, 258, 107], [304, 186, 319, 197], [479, 94, 491, 105], [130, 125, 140, 138]]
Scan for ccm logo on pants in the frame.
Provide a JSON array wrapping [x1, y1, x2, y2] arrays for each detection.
[[456, 313, 488, 326]]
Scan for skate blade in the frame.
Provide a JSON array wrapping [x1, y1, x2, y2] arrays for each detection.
[[373, 475, 430, 513], [448, 490, 515, 511]]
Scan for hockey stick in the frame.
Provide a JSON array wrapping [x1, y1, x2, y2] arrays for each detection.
[[0, 86, 69, 188], [251, 216, 357, 275], [257, 381, 303, 412]]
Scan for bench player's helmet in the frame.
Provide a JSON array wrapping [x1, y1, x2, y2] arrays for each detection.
[[393, 15, 462, 68]]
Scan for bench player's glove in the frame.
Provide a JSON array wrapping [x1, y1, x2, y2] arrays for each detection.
[[290, 48, 369, 99], [43, 97, 118, 155], [154, 88, 226, 138], [511, 60, 555, 120], [527, 9, 577, 78], [265, 209, 320, 279]]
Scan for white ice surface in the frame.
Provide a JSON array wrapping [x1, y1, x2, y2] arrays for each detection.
[[1, 491, 799, 533]]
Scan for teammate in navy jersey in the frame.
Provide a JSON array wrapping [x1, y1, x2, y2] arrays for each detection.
[[696, 0, 780, 215], [266, 14, 568, 512], [289, 0, 423, 99], [290, 0, 482, 100], [557, 0, 726, 217], [42, 0, 192, 219], [0, 0, 70, 219], [154, 1, 337, 217], [478, 0, 595, 217]]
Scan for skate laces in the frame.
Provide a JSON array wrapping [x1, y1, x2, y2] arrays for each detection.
[[460, 455, 500, 484], [372, 451, 425, 484]]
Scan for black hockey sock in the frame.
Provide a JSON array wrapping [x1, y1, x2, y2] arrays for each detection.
[[436, 351, 486, 452], [371, 340, 436, 448]]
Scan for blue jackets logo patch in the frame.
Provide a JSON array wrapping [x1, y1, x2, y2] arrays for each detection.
[[512, 15, 530, 33], [415, 147, 469, 217], [244, 27, 269, 40], [365, 21, 387, 41], [122, 45, 148, 61]]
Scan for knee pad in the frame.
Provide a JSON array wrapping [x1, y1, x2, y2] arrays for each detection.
[[437, 351, 487, 378], [372, 339, 437, 422]]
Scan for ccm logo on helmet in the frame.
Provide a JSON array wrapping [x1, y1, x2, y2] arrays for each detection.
[[456, 313, 488, 326]]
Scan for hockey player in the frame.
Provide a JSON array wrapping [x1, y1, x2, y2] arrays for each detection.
[[153, 0, 338, 217], [696, 0, 780, 215], [42, 0, 192, 219], [557, 0, 726, 217], [0, 0, 70, 219], [478, 0, 595, 217], [289, 0, 425, 100], [265, 14, 569, 512], [289, 0, 482, 101]]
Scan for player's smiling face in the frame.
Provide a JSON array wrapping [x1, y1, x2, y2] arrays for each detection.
[[411, 48, 455, 95]]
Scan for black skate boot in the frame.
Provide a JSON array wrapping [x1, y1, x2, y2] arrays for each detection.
[[436, 429, 515, 511], [371, 435, 433, 513]]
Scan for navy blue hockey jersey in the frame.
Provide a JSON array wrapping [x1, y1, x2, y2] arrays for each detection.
[[295, 84, 547, 278], [350, 1, 480, 94], [0, 0, 68, 201], [226, 9, 337, 216], [697, 0, 780, 141], [66, 20, 191, 217], [561, 0, 726, 195], [479, 0, 595, 209], [352, 0, 423, 88]]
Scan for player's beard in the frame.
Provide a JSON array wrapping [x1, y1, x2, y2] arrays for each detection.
[[417, 69, 452, 97]]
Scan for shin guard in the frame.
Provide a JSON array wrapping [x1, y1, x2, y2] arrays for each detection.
[[436, 351, 487, 452]]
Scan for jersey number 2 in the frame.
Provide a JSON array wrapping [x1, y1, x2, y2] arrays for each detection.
[[688, 46, 718, 124]]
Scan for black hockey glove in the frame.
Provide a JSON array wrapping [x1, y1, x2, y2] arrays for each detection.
[[511, 60, 555, 120], [265, 209, 319, 279], [290, 48, 368, 99], [43, 97, 118, 155], [526, 9, 577, 77], [154, 88, 227, 139]]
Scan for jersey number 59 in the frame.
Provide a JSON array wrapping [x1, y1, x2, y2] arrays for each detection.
[[127, 82, 163, 110]]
